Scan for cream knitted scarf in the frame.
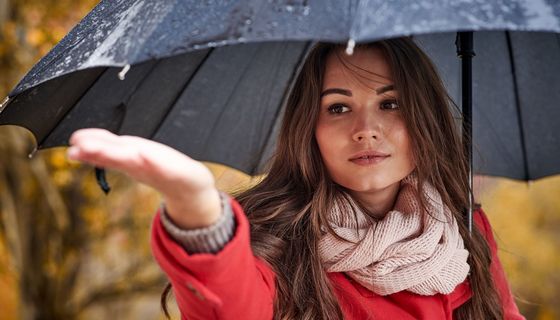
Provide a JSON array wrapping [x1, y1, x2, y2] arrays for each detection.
[[318, 171, 470, 296]]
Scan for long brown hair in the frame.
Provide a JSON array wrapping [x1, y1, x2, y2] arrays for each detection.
[[163, 38, 504, 319]]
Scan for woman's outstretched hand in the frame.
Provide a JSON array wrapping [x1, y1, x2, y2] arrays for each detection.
[[67, 128, 221, 229]]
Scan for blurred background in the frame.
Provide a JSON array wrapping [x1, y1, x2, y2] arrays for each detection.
[[0, 0, 558, 319]]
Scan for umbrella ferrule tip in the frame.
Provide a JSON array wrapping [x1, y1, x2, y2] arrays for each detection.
[[28, 146, 37, 159], [118, 64, 131, 80], [345, 39, 356, 55], [0, 96, 10, 114]]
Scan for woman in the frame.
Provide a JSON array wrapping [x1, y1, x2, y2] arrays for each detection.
[[67, 37, 524, 319]]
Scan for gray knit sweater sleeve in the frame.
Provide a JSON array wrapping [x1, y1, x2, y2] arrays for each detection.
[[159, 191, 236, 254]]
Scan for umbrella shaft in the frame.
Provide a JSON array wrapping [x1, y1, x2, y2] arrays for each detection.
[[456, 32, 474, 233]]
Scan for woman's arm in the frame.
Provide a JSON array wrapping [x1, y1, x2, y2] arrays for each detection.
[[151, 196, 276, 320], [66, 128, 276, 319], [474, 208, 525, 320]]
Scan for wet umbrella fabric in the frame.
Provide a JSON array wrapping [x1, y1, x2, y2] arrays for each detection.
[[1, 0, 559, 179], [4, 0, 560, 96], [415, 31, 560, 181], [1, 42, 310, 176]]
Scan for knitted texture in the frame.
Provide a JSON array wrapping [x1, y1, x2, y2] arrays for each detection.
[[159, 191, 235, 254], [318, 171, 470, 296]]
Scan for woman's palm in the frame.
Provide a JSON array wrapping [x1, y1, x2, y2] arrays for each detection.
[[67, 128, 221, 229]]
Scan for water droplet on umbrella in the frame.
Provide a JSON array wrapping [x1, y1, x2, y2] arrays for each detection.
[[118, 64, 131, 80], [345, 39, 355, 55], [245, 19, 252, 25], [286, 5, 294, 12]]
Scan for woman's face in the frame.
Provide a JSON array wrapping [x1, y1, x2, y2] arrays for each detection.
[[315, 47, 416, 196]]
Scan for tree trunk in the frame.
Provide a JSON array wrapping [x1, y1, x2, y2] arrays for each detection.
[[0, 0, 8, 26]]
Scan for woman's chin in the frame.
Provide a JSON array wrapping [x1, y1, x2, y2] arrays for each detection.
[[341, 179, 395, 194]]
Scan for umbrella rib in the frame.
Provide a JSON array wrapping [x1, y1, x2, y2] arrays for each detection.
[[148, 49, 214, 139], [505, 31, 530, 181], [116, 60, 161, 134], [254, 41, 314, 174], [201, 47, 263, 155], [37, 68, 108, 148]]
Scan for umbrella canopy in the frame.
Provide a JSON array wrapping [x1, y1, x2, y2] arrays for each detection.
[[4, 0, 560, 95], [1, 0, 559, 179], [416, 31, 560, 181]]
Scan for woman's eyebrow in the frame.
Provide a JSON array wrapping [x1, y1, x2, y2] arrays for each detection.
[[320, 84, 395, 98], [375, 84, 395, 95], [320, 88, 352, 97]]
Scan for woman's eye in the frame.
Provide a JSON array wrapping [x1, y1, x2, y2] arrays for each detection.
[[327, 104, 350, 114], [381, 100, 399, 110]]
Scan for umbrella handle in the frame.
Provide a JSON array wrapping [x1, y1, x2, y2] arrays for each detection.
[[95, 167, 111, 194]]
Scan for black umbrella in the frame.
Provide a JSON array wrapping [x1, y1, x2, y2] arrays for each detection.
[[415, 31, 560, 181], [1, 0, 559, 230]]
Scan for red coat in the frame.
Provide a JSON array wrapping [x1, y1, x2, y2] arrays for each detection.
[[151, 198, 525, 320]]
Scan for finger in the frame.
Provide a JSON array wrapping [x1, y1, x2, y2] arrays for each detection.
[[69, 128, 119, 147], [117, 135, 193, 170], [70, 129, 141, 161], [67, 137, 144, 173], [115, 136, 213, 188], [71, 130, 164, 161], [68, 130, 174, 175]]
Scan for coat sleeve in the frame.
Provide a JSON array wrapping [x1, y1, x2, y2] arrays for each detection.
[[150, 197, 276, 320], [474, 208, 525, 320]]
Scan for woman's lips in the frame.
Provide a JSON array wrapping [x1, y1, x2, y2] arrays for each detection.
[[348, 150, 391, 166], [349, 155, 390, 166]]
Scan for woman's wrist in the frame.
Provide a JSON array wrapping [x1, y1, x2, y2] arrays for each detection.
[[159, 191, 235, 254], [162, 188, 222, 229]]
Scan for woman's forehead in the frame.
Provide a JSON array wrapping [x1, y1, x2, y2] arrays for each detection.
[[323, 47, 394, 90]]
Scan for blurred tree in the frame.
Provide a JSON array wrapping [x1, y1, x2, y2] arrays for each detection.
[[0, 128, 168, 319], [0, 0, 168, 319], [480, 176, 560, 320], [1, 0, 559, 319]]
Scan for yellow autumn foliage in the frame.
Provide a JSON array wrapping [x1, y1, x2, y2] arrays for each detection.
[[480, 176, 560, 319], [0, 0, 559, 319]]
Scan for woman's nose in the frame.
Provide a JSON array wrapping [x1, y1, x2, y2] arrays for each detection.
[[351, 113, 382, 142]]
